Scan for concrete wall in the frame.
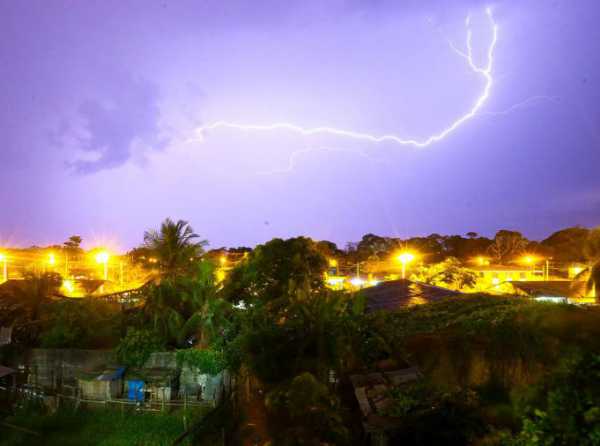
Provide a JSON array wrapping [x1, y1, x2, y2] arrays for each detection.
[[25, 349, 116, 389], [144, 352, 177, 369]]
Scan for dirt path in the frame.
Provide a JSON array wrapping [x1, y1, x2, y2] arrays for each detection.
[[240, 376, 271, 446]]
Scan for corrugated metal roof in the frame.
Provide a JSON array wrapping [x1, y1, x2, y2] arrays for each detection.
[[97, 366, 125, 381], [510, 280, 586, 298], [361, 279, 461, 312], [0, 365, 16, 379]]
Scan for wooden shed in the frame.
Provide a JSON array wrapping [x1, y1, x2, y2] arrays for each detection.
[[77, 367, 125, 401]]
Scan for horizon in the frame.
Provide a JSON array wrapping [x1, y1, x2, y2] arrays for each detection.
[[1, 223, 595, 252]]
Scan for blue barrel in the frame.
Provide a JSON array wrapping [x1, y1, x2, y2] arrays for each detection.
[[127, 380, 145, 401]]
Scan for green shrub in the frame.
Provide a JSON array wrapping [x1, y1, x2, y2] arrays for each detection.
[[116, 328, 164, 368], [503, 352, 600, 446], [176, 348, 225, 375]]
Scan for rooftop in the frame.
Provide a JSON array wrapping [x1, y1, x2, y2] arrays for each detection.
[[361, 279, 461, 313]]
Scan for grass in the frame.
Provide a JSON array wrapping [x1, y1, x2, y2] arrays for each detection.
[[0, 406, 207, 446]]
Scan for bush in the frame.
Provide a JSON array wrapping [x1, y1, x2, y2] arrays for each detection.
[[176, 348, 225, 375], [116, 328, 164, 368], [503, 352, 600, 446], [40, 300, 121, 349]]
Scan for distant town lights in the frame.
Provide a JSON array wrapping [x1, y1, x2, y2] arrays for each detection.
[[62, 279, 75, 294], [476, 256, 490, 266], [350, 277, 366, 287]]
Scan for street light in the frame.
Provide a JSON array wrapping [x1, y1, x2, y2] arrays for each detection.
[[522, 255, 536, 265], [96, 251, 110, 280], [0, 253, 6, 283], [396, 252, 415, 279]]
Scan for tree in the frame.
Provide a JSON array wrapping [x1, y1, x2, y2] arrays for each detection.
[[265, 372, 349, 445], [143, 218, 207, 278], [116, 328, 165, 368], [354, 233, 398, 262], [221, 237, 328, 305], [410, 257, 478, 291], [487, 230, 529, 263], [573, 227, 600, 300], [63, 235, 84, 261], [64, 235, 82, 250], [541, 226, 590, 262], [141, 261, 230, 347], [0, 272, 62, 345]]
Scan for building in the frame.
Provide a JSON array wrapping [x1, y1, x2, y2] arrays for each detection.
[[77, 367, 125, 400], [505, 280, 595, 303], [360, 279, 462, 313], [469, 264, 544, 288]]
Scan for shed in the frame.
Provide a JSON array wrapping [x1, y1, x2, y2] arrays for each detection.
[[128, 368, 177, 402], [77, 366, 124, 400]]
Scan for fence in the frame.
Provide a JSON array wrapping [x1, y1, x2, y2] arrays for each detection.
[[1, 384, 213, 414]]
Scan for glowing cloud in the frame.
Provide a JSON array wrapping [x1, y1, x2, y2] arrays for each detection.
[[193, 8, 499, 148]]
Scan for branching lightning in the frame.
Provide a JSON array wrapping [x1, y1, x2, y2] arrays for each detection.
[[256, 146, 383, 175], [192, 8, 499, 149]]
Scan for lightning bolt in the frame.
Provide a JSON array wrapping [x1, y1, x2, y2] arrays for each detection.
[[481, 95, 561, 117], [191, 8, 499, 149], [256, 146, 383, 175]]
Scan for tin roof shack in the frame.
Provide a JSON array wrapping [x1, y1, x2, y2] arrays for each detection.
[[26, 349, 115, 391], [77, 367, 124, 401], [127, 368, 178, 403], [180, 365, 225, 404], [350, 367, 421, 446]]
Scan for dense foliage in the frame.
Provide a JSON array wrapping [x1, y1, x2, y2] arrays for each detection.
[[176, 348, 225, 375], [115, 328, 165, 368], [503, 352, 600, 446]]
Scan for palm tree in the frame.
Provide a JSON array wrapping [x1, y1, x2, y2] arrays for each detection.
[[143, 218, 208, 278], [0, 272, 61, 345], [142, 261, 230, 347], [574, 227, 600, 301]]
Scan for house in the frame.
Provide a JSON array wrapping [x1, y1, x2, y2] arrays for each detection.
[[360, 279, 462, 313], [469, 264, 544, 288], [505, 280, 594, 303]]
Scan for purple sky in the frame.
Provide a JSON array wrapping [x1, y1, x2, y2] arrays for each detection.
[[1, 0, 600, 250]]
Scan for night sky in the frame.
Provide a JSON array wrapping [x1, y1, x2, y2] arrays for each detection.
[[1, 0, 599, 250]]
